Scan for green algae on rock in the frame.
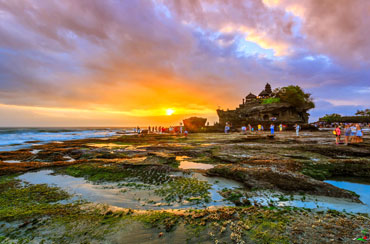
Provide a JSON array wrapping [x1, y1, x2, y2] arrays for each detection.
[[0, 176, 77, 221], [155, 177, 212, 204], [0, 131, 370, 243]]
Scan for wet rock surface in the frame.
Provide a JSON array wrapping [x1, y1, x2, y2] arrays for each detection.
[[207, 165, 361, 202], [0, 131, 369, 243]]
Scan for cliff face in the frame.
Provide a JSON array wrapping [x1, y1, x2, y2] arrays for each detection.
[[217, 101, 309, 127]]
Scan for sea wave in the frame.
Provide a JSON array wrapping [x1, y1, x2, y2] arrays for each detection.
[[0, 127, 133, 151]]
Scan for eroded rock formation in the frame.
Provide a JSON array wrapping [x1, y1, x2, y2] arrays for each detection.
[[217, 83, 311, 127]]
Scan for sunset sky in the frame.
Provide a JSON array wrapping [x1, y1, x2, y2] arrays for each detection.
[[0, 0, 369, 126]]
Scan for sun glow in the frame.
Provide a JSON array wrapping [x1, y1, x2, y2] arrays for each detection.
[[166, 108, 175, 116]]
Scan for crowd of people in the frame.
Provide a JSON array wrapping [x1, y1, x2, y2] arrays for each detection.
[[225, 121, 365, 145], [227, 123, 301, 136], [334, 123, 364, 145], [313, 121, 370, 129], [133, 125, 188, 137], [133, 121, 365, 146]]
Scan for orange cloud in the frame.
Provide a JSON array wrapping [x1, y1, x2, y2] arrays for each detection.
[[0, 103, 217, 127], [220, 24, 291, 56], [0, 0, 369, 126]]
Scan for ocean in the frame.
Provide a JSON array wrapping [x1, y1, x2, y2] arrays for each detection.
[[0, 127, 133, 152]]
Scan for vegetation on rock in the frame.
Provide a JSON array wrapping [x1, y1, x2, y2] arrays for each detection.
[[274, 85, 315, 109], [0, 132, 369, 243], [57, 163, 173, 185], [0, 176, 76, 221], [155, 177, 211, 204], [261, 97, 280, 104]]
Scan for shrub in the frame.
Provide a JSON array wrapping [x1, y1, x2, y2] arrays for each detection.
[[261, 97, 280, 104]]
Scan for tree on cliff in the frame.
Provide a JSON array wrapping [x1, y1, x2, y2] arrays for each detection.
[[275, 85, 315, 110]]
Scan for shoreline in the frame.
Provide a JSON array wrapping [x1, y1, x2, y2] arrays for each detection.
[[1, 131, 369, 243]]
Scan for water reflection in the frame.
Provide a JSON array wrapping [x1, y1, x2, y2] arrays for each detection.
[[179, 161, 214, 170], [249, 178, 370, 214], [324, 177, 370, 212], [17, 169, 242, 210], [3, 160, 22, 163]]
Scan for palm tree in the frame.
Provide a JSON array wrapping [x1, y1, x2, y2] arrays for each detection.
[[355, 110, 365, 116], [365, 109, 370, 116]]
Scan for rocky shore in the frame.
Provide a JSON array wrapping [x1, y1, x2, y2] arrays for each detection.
[[0, 131, 369, 243]]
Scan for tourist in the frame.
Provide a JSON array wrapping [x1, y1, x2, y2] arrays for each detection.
[[279, 123, 283, 132], [225, 122, 230, 134], [334, 125, 341, 144], [184, 130, 188, 137], [270, 124, 275, 135], [241, 125, 247, 133], [248, 124, 252, 131], [258, 124, 261, 132], [179, 123, 183, 134], [351, 124, 356, 136], [344, 124, 351, 145], [350, 124, 357, 143], [295, 124, 300, 136], [137, 126, 141, 134], [356, 124, 363, 143]]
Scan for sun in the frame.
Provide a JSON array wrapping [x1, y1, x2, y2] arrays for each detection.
[[165, 108, 175, 116]]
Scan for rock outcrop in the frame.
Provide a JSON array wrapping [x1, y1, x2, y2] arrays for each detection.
[[183, 117, 207, 132], [217, 83, 311, 127]]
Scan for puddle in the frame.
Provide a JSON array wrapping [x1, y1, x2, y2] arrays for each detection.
[[193, 173, 244, 203], [175, 156, 190, 161], [125, 146, 147, 151], [230, 154, 249, 158], [31, 149, 41, 154], [179, 161, 215, 170], [17, 169, 243, 210], [200, 143, 219, 146], [324, 177, 370, 212], [87, 143, 129, 148], [18, 170, 370, 213], [18, 170, 156, 209], [249, 178, 370, 213], [3, 160, 22, 163], [63, 156, 76, 162], [121, 157, 148, 164]]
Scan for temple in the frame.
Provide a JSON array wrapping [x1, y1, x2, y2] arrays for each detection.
[[217, 83, 310, 127]]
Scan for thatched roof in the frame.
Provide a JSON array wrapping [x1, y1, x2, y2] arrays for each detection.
[[259, 90, 270, 96], [246, 93, 257, 99]]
